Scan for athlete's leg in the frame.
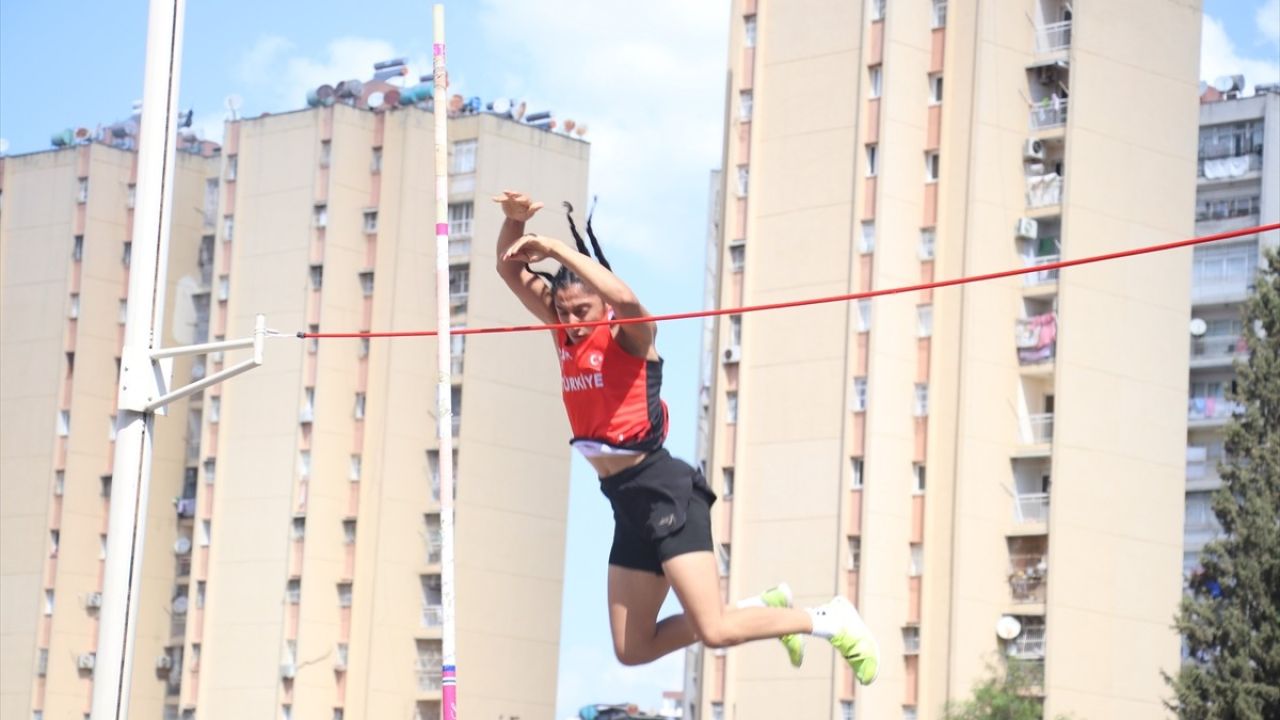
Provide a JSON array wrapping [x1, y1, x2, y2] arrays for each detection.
[[662, 551, 812, 649], [607, 564, 703, 666]]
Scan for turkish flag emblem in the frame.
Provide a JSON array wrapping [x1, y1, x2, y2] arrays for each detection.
[[587, 351, 604, 369]]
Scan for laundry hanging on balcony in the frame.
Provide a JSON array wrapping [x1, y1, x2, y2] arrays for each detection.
[[1015, 312, 1057, 363], [1202, 155, 1252, 180], [1025, 173, 1062, 208]]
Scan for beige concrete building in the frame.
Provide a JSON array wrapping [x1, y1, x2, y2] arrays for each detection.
[[2, 96, 588, 719], [690, 1, 1203, 719]]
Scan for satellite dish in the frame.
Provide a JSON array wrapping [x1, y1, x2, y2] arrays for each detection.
[[995, 615, 1022, 640], [1213, 76, 1236, 93], [1189, 318, 1207, 337], [367, 91, 385, 108], [512, 101, 527, 121], [574, 124, 588, 137], [174, 536, 192, 555], [562, 119, 576, 133], [74, 127, 92, 142], [384, 89, 401, 107], [489, 98, 511, 115], [346, 79, 364, 98], [0, 138, 8, 154], [225, 94, 243, 120], [172, 596, 189, 614], [449, 94, 464, 112]]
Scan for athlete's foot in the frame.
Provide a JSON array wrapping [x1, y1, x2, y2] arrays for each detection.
[[812, 596, 879, 684], [757, 583, 805, 668]]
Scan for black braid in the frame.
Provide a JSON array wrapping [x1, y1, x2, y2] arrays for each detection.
[[584, 196, 611, 271], [562, 201, 592, 257]]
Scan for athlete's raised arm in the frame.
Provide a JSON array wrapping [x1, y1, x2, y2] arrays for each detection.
[[492, 191, 557, 325]]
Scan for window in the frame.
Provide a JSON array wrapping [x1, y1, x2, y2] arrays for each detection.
[[204, 178, 219, 227], [912, 464, 926, 493], [371, 147, 383, 174], [343, 520, 357, 544], [196, 581, 206, 608], [49, 529, 59, 557], [716, 543, 731, 576], [932, 0, 947, 28], [358, 337, 370, 358], [349, 453, 363, 481], [223, 216, 234, 241], [851, 458, 864, 489], [919, 229, 936, 259], [69, 293, 80, 319], [848, 537, 862, 572], [336, 643, 349, 668], [857, 299, 872, 332], [869, 66, 883, 98], [333, 710, 344, 720], [841, 701, 855, 720], [451, 140, 477, 174], [852, 377, 868, 412], [917, 305, 933, 337], [744, 15, 757, 47], [359, 270, 375, 297], [77, 178, 89, 203], [448, 202, 474, 237], [909, 543, 924, 576], [723, 468, 735, 499], [712, 703, 725, 720], [929, 74, 943, 104], [44, 590, 54, 615], [313, 204, 328, 228], [122, 241, 133, 267], [903, 626, 921, 653], [337, 582, 353, 607], [291, 516, 306, 541], [57, 410, 70, 437], [925, 151, 940, 182], [101, 475, 112, 498], [225, 156, 238, 181], [309, 264, 323, 290], [199, 519, 212, 547], [37, 648, 49, 678], [729, 315, 743, 348], [736, 166, 749, 197], [72, 235, 84, 261], [450, 386, 463, 436], [209, 396, 221, 423], [308, 324, 320, 354], [354, 393, 366, 420], [739, 90, 753, 122], [363, 210, 378, 234], [299, 450, 312, 478], [319, 141, 332, 168], [286, 579, 301, 604], [217, 275, 230, 302], [204, 459, 216, 485], [860, 221, 875, 254], [729, 242, 745, 272], [450, 334, 465, 375], [904, 708, 918, 720], [54, 471, 65, 496], [726, 391, 739, 424], [449, 267, 470, 312], [866, 144, 878, 177], [914, 384, 929, 416], [108, 415, 117, 441]]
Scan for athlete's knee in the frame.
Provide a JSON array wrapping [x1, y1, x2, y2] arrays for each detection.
[[696, 622, 737, 649], [612, 642, 651, 667]]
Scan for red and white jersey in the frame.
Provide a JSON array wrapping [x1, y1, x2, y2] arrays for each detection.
[[557, 324, 668, 456]]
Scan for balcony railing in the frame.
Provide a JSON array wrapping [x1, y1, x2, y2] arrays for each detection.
[[1025, 174, 1062, 209], [1027, 413, 1054, 444], [1029, 100, 1068, 130], [421, 604, 444, 627], [1008, 658, 1046, 691], [1186, 445, 1226, 481], [1009, 554, 1048, 603], [427, 532, 442, 565], [450, 354, 464, 376], [1014, 493, 1050, 524], [449, 293, 468, 317], [1008, 627, 1046, 658], [451, 415, 461, 436], [1198, 151, 1262, 180], [1188, 397, 1243, 422], [1034, 20, 1072, 53], [1190, 334, 1247, 363], [417, 657, 443, 691], [449, 237, 471, 261], [1192, 274, 1255, 302], [1023, 255, 1060, 286]]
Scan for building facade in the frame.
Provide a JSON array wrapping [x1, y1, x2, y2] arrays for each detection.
[[690, 1, 1203, 719], [1, 100, 588, 719]]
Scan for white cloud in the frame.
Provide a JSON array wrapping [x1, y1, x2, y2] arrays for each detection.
[[555, 643, 686, 718], [237, 35, 431, 114], [476, 0, 729, 269], [1258, 0, 1280, 45], [1201, 14, 1280, 91]]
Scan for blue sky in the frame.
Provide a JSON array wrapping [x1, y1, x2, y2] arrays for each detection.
[[1, 1, 1277, 717]]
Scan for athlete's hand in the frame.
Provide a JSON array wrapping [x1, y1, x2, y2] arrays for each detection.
[[492, 190, 544, 222], [502, 234, 562, 264]]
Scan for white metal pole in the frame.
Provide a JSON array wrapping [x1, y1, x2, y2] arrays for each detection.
[[432, 5, 459, 719], [92, 0, 186, 717]]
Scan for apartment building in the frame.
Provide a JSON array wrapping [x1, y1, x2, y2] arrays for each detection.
[[689, 1, 1201, 719]]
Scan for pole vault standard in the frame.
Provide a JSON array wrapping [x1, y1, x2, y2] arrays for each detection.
[[432, 5, 460, 719], [92, 0, 270, 716]]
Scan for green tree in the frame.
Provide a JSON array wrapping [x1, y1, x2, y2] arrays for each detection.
[[1167, 246, 1280, 719], [943, 659, 1069, 720]]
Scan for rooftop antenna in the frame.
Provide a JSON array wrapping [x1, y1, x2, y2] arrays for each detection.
[[225, 94, 243, 121]]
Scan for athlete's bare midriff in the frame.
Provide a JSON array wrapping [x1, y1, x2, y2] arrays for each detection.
[[590, 452, 649, 479]]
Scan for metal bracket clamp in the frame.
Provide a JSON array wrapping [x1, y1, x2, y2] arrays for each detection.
[[117, 314, 268, 413]]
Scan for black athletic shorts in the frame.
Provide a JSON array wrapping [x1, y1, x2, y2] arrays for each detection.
[[599, 448, 717, 575]]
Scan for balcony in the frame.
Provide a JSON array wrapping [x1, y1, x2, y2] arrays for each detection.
[[426, 531, 442, 565], [1016, 315, 1057, 366], [1023, 255, 1060, 287], [421, 604, 443, 628], [1013, 493, 1050, 524], [1008, 553, 1048, 604], [1198, 150, 1262, 182], [448, 237, 471, 262], [1008, 658, 1046, 695], [1034, 20, 1071, 54], [1029, 100, 1068, 131], [449, 293, 468, 319], [1186, 444, 1225, 484], [1006, 620, 1046, 659], [1188, 397, 1243, 426], [416, 659, 443, 692], [1025, 174, 1062, 210], [1189, 334, 1247, 368]]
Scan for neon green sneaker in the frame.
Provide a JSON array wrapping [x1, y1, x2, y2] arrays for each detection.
[[760, 583, 805, 668], [820, 596, 879, 685]]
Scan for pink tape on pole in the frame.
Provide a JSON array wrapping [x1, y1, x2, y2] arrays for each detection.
[[436, 223, 449, 236], [434, 43, 445, 56]]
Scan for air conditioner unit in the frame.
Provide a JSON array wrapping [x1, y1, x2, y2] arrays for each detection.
[[156, 655, 173, 670], [723, 346, 742, 364], [1015, 217, 1039, 240], [78, 653, 97, 670], [85, 592, 104, 609], [1023, 139, 1045, 161], [280, 662, 297, 679]]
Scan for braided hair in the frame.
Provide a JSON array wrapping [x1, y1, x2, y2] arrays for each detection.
[[524, 197, 611, 295]]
